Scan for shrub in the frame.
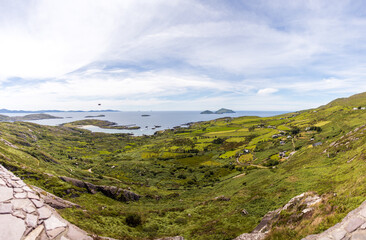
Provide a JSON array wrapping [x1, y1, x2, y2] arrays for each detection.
[[290, 127, 300, 135], [125, 213, 142, 227], [212, 138, 225, 144]]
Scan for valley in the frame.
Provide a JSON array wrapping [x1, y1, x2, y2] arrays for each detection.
[[1, 93, 366, 239]]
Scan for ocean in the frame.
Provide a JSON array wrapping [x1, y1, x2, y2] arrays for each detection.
[[7, 111, 289, 136]]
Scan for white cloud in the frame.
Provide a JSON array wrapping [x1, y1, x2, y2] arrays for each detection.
[[1, 0, 366, 110], [257, 88, 279, 95]]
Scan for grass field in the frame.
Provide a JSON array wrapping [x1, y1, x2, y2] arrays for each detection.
[[1, 93, 366, 239]]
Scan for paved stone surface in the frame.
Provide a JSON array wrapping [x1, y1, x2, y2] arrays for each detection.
[[44, 216, 67, 230], [0, 185, 13, 201], [0, 214, 26, 240], [0, 164, 95, 240], [331, 228, 347, 240], [0, 202, 13, 213], [24, 225, 44, 240]]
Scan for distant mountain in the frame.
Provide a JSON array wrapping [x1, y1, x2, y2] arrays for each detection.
[[0, 109, 119, 113], [200, 108, 235, 114]]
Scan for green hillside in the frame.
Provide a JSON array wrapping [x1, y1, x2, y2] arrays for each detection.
[[325, 92, 366, 108], [0, 93, 366, 239]]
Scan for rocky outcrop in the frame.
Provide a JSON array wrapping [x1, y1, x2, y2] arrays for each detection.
[[31, 185, 80, 209], [0, 164, 93, 240], [59, 176, 141, 202], [302, 200, 366, 240], [234, 192, 321, 240]]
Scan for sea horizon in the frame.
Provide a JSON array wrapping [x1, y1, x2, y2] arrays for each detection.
[[7, 110, 291, 136]]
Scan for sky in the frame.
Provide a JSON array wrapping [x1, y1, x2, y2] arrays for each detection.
[[0, 0, 366, 111]]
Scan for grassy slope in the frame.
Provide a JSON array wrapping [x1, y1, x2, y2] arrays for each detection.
[[0, 94, 365, 239]]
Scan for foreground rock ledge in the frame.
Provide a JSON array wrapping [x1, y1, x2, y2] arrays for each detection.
[[302, 200, 366, 240], [0, 164, 93, 240]]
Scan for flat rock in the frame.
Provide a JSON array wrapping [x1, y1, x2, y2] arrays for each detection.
[[28, 192, 39, 200], [31, 199, 44, 208], [38, 230, 49, 240], [358, 208, 366, 218], [38, 206, 52, 220], [44, 216, 67, 230], [331, 228, 347, 240], [346, 217, 365, 233], [26, 214, 38, 228], [13, 188, 24, 193], [47, 227, 67, 239], [7, 180, 23, 188], [24, 224, 44, 240], [360, 222, 366, 230], [24, 205, 36, 214], [350, 229, 366, 239], [12, 199, 34, 211], [0, 178, 6, 186], [0, 186, 13, 202], [0, 214, 26, 240], [0, 203, 13, 214], [23, 186, 33, 192], [14, 192, 27, 199], [317, 236, 332, 240], [66, 225, 93, 240], [12, 210, 26, 219]]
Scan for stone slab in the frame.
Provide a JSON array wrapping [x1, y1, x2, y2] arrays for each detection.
[[0, 178, 6, 186], [0, 186, 13, 202], [331, 228, 347, 240], [31, 199, 44, 208], [38, 206, 52, 220], [0, 203, 13, 214], [26, 214, 38, 228], [44, 216, 67, 230], [350, 229, 366, 240], [47, 227, 67, 239], [28, 192, 40, 200], [12, 210, 26, 219], [346, 217, 365, 233], [14, 192, 27, 199], [11, 198, 33, 210], [66, 225, 93, 240], [24, 224, 44, 240], [0, 214, 26, 240], [13, 188, 24, 193]]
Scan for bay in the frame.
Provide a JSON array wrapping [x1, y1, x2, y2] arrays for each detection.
[[8, 111, 289, 136]]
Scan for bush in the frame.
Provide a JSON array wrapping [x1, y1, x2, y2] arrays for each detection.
[[125, 213, 142, 227], [290, 127, 300, 135], [177, 173, 187, 179], [212, 138, 225, 144]]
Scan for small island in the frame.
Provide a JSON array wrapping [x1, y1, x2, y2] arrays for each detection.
[[85, 115, 105, 118], [62, 119, 141, 130], [0, 113, 63, 121], [200, 108, 235, 114], [141, 114, 150, 117], [200, 110, 214, 114]]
